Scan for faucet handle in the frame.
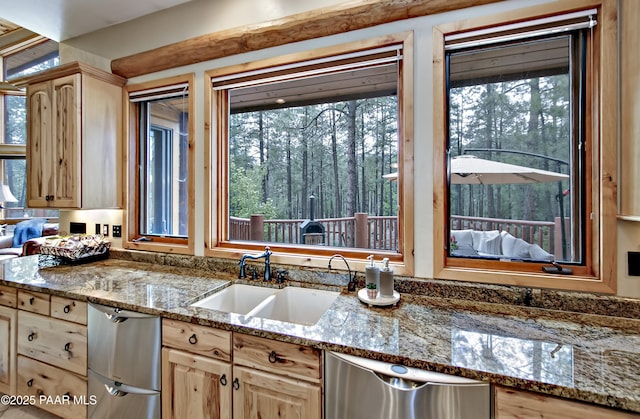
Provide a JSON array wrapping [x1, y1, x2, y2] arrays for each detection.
[[276, 269, 288, 284], [249, 267, 258, 280]]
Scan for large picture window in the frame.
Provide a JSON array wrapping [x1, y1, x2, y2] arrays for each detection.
[[433, 0, 617, 292], [207, 33, 414, 273]]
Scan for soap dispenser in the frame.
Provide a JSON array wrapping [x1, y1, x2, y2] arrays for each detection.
[[365, 255, 379, 290], [379, 258, 394, 298]]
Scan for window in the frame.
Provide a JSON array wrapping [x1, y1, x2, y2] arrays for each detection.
[[1, 37, 59, 221], [125, 75, 194, 253], [207, 33, 414, 274], [433, 0, 617, 292]]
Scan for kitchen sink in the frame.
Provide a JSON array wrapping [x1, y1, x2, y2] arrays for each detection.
[[190, 284, 279, 314], [190, 284, 340, 325], [248, 287, 340, 326]]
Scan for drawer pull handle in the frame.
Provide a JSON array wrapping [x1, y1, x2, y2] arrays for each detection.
[[29, 297, 35, 305], [220, 374, 227, 386], [268, 351, 279, 364], [232, 378, 240, 390], [27, 379, 33, 387], [64, 342, 71, 352], [213, 349, 220, 357], [188, 334, 198, 344], [27, 332, 36, 341], [63, 305, 71, 313], [64, 392, 70, 398]]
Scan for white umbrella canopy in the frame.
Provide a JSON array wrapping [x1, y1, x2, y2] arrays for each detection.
[[450, 155, 568, 185]]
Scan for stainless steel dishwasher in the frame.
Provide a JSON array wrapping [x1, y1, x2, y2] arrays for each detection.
[[88, 302, 161, 419], [325, 351, 490, 419]]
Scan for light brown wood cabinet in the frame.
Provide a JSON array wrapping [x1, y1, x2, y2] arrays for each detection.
[[232, 333, 322, 419], [161, 320, 322, 419], [495, 386, 639, 419], [0, 304, 17, 395], [25, 62, 126, 209], [161, 319, 233, 419], [13, 292, 88, 419]]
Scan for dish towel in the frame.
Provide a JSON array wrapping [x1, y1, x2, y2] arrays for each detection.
[[12, 218, 47, 248]]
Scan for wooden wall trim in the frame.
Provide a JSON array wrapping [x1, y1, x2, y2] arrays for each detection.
[[111, 0, 503, 78]]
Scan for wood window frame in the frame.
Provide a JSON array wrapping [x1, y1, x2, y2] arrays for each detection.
[[204, 32, 415, 276], [432, 0, 617, 293], [124, 73, 195, 254]]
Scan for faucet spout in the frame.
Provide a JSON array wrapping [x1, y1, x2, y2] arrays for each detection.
[[328, 254, 357, 292], [239, 246, 272, 281]]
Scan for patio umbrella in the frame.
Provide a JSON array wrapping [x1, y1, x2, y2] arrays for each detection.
[[451, 155, 568, 184]]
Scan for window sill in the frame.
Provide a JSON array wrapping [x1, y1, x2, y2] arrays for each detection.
[[435, 266, 615, 294]]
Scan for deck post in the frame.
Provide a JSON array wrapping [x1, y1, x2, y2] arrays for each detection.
[[250, 215, 265, 241], [354, 213, 368, 248]]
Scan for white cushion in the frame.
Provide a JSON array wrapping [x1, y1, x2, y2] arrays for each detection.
[[529, 244, 554, 261], [478, 231, 502, 255], [450, 229, 474, 248], [471, 230, 499, 252], [500, 231, 517, 256]]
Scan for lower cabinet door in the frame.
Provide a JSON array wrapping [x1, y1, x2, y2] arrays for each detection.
[[0, 305, 16, 395], [233, 366, 321, 419], [16, 355, 87, 419], [162, 347, 232, 419]]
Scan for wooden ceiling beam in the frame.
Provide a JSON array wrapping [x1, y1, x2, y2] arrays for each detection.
[[111, 0, 504, 79]]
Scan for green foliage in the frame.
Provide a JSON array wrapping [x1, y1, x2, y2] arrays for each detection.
[[229, 160, 278, 219]]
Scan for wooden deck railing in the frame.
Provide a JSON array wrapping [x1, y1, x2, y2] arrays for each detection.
[[230, 214, 561, 256], [229, 214, 398, 251]]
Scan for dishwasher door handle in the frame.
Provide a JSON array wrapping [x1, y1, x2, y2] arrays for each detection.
[[92, 372, 160, 398]]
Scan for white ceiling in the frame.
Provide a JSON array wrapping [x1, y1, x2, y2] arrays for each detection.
[[0, 0, 194, 41]]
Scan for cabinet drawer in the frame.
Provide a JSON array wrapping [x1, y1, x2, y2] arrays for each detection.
[[0, 285, 16, 308], [17, 311, 87, 376], [17, 355, 87, 419], [162, 319, 231, 362], [17, 290, 50, 314], [233, 334, 321, 382], [51, 296, 87, 325]]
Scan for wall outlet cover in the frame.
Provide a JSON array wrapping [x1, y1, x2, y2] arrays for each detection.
[[112, 225, 122, 238]]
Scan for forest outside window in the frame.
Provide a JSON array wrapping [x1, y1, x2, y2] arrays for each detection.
[[208, 33, 414, 272], [126, 75, 194, 252], [433, 0, 617, 291]]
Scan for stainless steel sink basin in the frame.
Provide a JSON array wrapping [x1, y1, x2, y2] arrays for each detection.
[[190, 284, 278, 314], [190, 284, 340, 325]]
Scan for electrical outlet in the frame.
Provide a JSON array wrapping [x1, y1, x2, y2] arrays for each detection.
[[112, 225, 122, 238], [95, 223, 101, 235], [103, 224, 109, 236]]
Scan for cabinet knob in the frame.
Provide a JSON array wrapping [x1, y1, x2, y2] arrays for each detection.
[[29, 297, 35, 305], [232, 378, 240, 391], [188, 334, 198, 345], [63, 304, 71, 313], [27, 332, 36, 341], [64, 342, 71, 352], [27, 379, 33, 387], [220, 374, 227, 386]]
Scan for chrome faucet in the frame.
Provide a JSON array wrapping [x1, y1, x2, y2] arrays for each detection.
[[328, 254, 357, 292], [239, 246, 272, 281]]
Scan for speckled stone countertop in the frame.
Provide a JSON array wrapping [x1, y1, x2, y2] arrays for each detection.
[[2, 255, 639, 414]]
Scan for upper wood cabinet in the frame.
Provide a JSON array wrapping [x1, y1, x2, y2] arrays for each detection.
[[25, 62, 126, 209]]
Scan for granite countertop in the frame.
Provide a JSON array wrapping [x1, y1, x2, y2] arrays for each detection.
[[2, 256, 639, 413]]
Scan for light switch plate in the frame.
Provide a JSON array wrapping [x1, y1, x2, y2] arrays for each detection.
[[102, 224, 109, 236]]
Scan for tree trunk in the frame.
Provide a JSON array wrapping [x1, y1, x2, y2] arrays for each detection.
[[346, 100, 358, 217], [331, 109, 341, 217]]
